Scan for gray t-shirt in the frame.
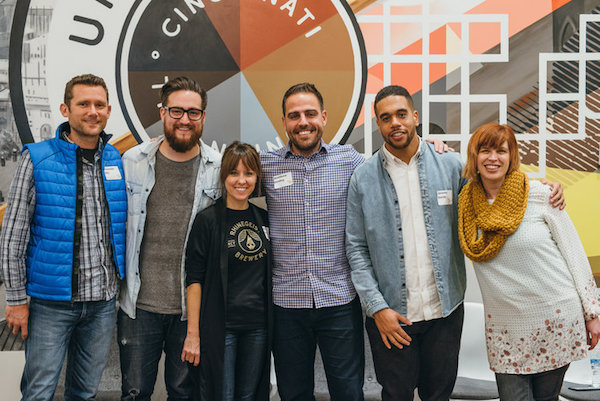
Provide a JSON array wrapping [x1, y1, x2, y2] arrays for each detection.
[[136, 150, 200, 314]]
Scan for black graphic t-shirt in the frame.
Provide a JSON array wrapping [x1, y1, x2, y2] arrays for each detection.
[[225, 208, 268, 330]]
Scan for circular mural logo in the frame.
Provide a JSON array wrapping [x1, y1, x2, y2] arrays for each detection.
[[11, 0, 366, 151]]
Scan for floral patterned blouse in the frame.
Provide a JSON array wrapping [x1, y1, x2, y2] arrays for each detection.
[[472, 181, 600, 374]]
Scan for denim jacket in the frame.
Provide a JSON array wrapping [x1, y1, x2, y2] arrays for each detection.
[[345, 142, 467, 318], [119, 138, 221, 319]]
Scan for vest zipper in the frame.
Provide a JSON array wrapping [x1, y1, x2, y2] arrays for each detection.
[[72, 148, 84, 300], [100, 147, 122, 280]]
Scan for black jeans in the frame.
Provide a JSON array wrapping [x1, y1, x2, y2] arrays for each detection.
[[495, 364, 569, 401], [273, 297, 365, 401], [366, 303, 464, 401], [117, 308, 194, 401], [222, 327, 268, 401]]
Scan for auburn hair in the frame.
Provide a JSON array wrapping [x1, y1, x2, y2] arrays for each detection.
[[463, 123, 521, 182]]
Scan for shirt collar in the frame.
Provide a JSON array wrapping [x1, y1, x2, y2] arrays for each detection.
[[198, 139, 217, 163], [284, 139, 329, 159], [59, 122, 105, 147], [60, 127, 103, 159], [382, 137, 423, 166], [142, 137, 215, 164]]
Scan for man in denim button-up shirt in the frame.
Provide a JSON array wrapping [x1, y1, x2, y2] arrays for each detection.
[[346, 85, 467, 401], [346, 86, 565, 401], [119, 77, 221, 400]]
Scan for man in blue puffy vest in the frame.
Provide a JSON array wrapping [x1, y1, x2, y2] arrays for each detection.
[[0, 74, 126, 401]]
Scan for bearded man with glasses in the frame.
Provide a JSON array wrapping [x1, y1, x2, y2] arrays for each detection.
[[118, 76, 221, 401]]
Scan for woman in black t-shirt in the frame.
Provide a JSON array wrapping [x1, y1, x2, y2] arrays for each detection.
[[183, 142, 272, 401]]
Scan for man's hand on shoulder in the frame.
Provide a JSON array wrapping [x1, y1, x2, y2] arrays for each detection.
[[425, 138, 454, 154], [6, 303, 29, 340], [373, 307, 412, 350]]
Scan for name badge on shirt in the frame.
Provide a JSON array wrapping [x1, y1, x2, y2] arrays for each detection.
[[104, 166, 122, 181], [437, 190, 452, 206], [262, 226, 270, 240], [273, 172, 293, 189]]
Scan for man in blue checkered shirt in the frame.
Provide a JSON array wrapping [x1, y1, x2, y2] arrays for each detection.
[[260, 83, 366, 401]]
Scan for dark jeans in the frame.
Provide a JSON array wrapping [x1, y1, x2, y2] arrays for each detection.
[[22, 298, 116, 401], [495, 364, 569, 401], [366, 303, 464, 401], [117, 308, 194, 401], [273, 297, 365, 401], [223, 327, 268, 401]]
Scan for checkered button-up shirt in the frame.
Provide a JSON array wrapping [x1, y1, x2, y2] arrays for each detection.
[[261, 142, 364, 308]]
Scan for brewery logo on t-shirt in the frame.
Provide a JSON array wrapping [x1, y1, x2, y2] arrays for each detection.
[[227, 220, 266, 262]]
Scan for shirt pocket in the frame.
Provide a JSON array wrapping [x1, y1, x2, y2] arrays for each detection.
[[202, 187, 220, 201], [126, 182, 144, 215]]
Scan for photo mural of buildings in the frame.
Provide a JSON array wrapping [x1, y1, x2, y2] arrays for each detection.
[[2, 0, 600, 275]]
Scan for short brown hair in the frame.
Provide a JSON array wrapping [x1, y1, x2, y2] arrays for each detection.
[[219, 141, 262, 198], [374, 85, 414, 116], [64, 74, 108, 107], [282, 82, 324, 115], [160, 76, 207, 109], [463, 123, 521, 182]]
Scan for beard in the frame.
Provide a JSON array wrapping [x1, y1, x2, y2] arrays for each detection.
[[385, 129, 415, 151], [287, 128, 323, 155], [164, 123, 203, 153]]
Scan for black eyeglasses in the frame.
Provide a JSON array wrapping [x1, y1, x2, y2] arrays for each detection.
[[163, 106, 204, 121]]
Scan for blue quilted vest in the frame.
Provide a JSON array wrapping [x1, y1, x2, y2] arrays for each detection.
[[23, 123, 126, 301]]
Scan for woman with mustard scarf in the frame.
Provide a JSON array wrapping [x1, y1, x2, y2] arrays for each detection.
[[458, 123, 600, 400]]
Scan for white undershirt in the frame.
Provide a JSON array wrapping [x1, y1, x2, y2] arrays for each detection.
[[383, 143, 442, 322]]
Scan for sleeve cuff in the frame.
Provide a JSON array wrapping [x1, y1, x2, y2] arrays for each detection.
[[366, 300, 390, 318], [5, 287, 27, 305]]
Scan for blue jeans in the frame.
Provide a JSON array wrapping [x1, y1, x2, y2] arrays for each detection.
[[366, 303, 464, 401], [273, 297, 365, 401], [495, 364, 569, 401], [21, 297, 116, 401], [117, 308, 194, 401], [223, 327, 268, 401]]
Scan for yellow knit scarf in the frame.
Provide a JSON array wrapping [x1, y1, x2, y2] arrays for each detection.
[[458, 170, 529, 262]]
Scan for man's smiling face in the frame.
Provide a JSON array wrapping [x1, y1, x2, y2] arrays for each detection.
[[282, 92, 327, 157]]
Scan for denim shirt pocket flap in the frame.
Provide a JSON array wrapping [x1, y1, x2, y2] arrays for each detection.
[[202, 187, 220, 201]]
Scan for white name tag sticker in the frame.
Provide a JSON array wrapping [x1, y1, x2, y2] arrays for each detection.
[[104, 166, 122, 181], [437, 190, 452, 206], [273, 172, 293, 189]]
